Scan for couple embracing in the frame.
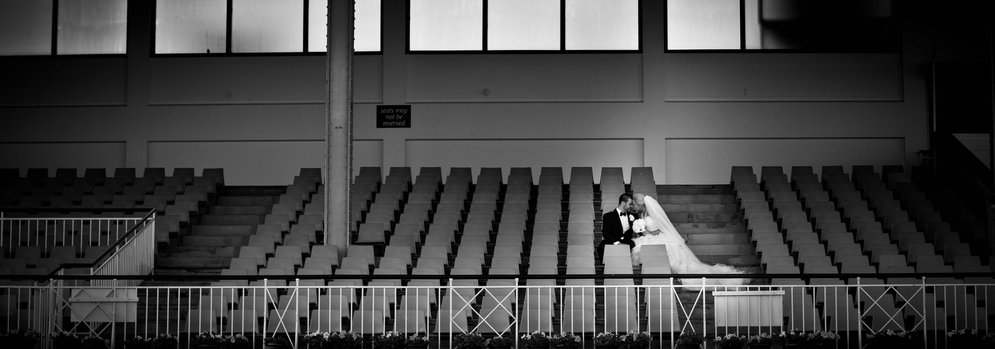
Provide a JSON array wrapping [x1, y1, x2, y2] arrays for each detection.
[[599, 193, 748, 287]]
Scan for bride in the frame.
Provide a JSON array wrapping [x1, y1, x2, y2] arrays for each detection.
[[630, 193, 748, 287]]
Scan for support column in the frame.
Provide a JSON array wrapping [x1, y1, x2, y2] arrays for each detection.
[[125, 0, 152, 172], [325, 0, 354, 255]]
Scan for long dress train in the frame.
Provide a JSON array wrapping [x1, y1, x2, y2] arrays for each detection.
[[631, 195, 748, 288]]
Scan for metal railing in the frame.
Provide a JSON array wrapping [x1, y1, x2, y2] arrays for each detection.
[[0, 273, 992, 349], [0, 209, 156, 347], [1, 209, 148, 254], [88, 211, 156, 286]]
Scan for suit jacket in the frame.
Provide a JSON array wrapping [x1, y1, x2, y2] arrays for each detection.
[[602, 209, 634, 244]]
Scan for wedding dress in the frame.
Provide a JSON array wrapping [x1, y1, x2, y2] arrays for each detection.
[[631, 195, 747, 287]]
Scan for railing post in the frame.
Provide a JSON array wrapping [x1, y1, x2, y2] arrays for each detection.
[[670, 277, 675, 349], [150, 212, 157, 272], [449, 278, 453, 348], [921, 277, 928, 349], [263, 278, 268, 343], [856, 277, 862, 348], [701, 277, 706, 344], [47, 278, 55, 338], [295, 278, 300, 349], [111, 280, 117, 349], [514, 278, 519, 349]]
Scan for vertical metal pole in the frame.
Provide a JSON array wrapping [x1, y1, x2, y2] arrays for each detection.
[[325, 0, 354, 257], [856, 277, 862, 349], [922, 277, 928, 349]]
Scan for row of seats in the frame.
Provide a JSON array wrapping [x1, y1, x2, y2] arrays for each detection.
[[734, 165, 993, 332], [1, 168, 224, 245], [1, 168, 225, 274], [194, 166, 671, 334], [1, 168, 222, 207]]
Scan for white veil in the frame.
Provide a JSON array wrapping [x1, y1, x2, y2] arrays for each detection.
[[636, 193, 748, 287], [641, 195, 681, 240]]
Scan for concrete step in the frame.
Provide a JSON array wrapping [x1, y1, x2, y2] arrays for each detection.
[[666, 212, 741, 224], [687, 244, 755, 256], [661, 203, 739, 213], [156, 256, 232, 269], [658, 185, 733, 196], [200, 214, 264, 225], [674, 222, 744, 232], [182, 235, 247, 247], [164, 246, 237, 258], [216, 196, 277, 206], [683, 233, 750, 244], [191, 225, 256, 236], [658, 195, 736, 205], [210, 205, 269, 215]]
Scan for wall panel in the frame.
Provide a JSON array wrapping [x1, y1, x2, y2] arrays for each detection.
[[406, 54, 643, 103], [0, 142, 126, 174], [148, 139, 382, 185], [406, 138, 643, 182], [665, 138, 905, 184], [664, 54, 902, 102]]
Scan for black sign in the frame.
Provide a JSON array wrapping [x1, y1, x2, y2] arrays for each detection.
[[376, 105, 411, 128]]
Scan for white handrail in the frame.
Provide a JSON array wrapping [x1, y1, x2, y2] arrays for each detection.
[[0, 279, 991, 349], [90, 212, 156, 287]]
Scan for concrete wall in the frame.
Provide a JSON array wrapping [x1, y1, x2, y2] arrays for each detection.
[[1, 0, 939, 185]]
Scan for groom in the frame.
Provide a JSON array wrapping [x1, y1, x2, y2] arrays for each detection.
[[599, 193, 637, 260]]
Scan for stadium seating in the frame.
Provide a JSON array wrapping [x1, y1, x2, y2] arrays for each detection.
[[4, 165, 990, 337]]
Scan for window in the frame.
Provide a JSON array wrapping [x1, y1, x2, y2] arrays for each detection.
[[154, 0, 381, 54], [0, 0, 127, 56], [667, 0, 740, 50], [232, 0, 304, 53], [0, 0, 53, 55], [565, 0, 640, 50], [409, 0, 483, 51], [666, 0, 899, 52], [58, 0, 128, 55], [409, 0, 640, 52], [155, 0, 226, 54], [488, 0, 560, 51], [307, 0, 328, 52], [309, 0, 381, 52]]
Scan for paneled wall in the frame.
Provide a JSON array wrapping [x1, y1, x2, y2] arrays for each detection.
[[1, 1, 938, 185]]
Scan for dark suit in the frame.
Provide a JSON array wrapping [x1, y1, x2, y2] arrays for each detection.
[[599, 208, 635, 259]]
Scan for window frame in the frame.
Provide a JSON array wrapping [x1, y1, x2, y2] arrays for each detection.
[[150, 0, 384, 57], [0, 0, 129, 57], [663, 0, 902, 54], [405, 0, 643, 54]]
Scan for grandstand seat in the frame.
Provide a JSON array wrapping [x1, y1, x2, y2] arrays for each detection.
[[227, 309, 260, 333], [307, 310, 344, 333]]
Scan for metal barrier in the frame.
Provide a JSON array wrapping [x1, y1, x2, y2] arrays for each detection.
[[0, 274, 992, 349], [0, 209, 156, 348], [89, 212, 156, 286], [1, 210, 146, 251]]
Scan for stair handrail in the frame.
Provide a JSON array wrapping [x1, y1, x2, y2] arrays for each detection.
[[0, 208, 157, 284], [88, 209, 156, 286]]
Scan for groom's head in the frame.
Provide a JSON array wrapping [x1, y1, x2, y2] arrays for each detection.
[[618, 193, 633, 211]]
